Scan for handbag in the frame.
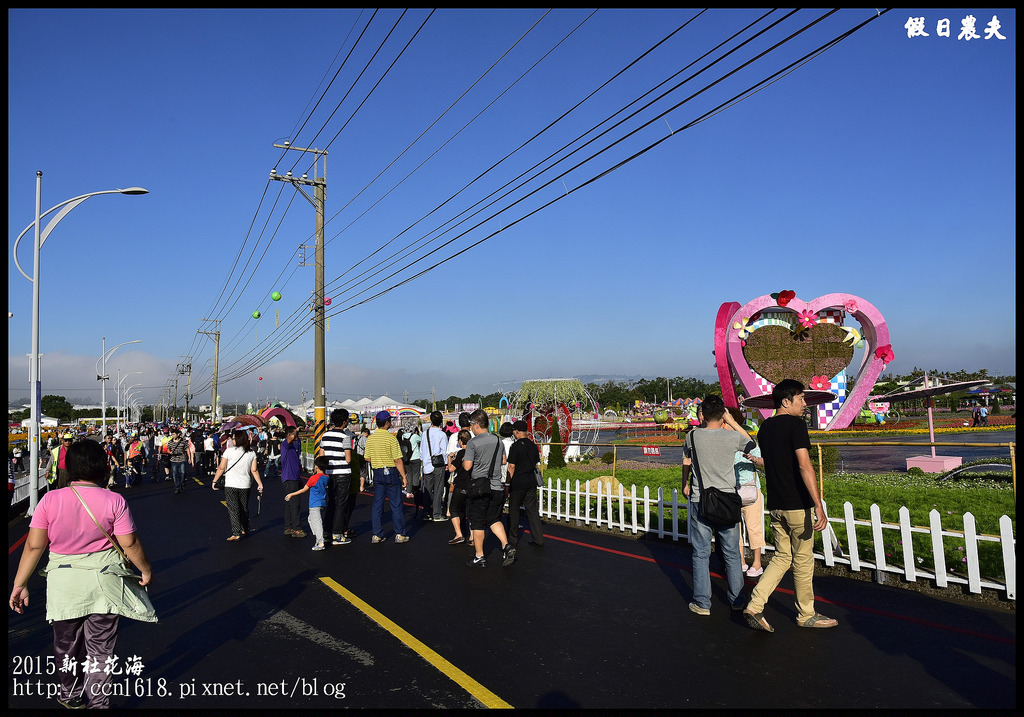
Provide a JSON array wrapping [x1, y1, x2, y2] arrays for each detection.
[[426, 428, 446, 469], [738, 482, 758, 507], [688, 433, 741, 526], [467, 440, 501, 498]]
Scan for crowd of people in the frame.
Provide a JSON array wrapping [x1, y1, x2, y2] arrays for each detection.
[[10, 379, 849, 707], [279, 407, 545, 568]]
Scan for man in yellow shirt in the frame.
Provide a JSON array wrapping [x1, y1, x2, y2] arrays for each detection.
[[364, 411, 409, 544]]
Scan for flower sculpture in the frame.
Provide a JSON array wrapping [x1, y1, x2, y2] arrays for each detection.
[[809, 375, 832, 391], [874, 344, 895, 364], [844, 299, 859, 314], [772, 289, 796, 307], [733, 317, 752, 339], [797, 309, 817, 328]]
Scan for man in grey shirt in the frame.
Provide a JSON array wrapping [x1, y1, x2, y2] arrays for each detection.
[[682, 395, 755, 616], [462, 409, 515, 568]]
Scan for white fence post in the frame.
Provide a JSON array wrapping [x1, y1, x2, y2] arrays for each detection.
[[930, 509, 948, 589], [963, 512, 981, 595], [643, 485, 651, 535], [899, 506, 917, 583], [844, 501, 860, 571], [870, 504, 887, 582], [999, 515, 1016, 600]]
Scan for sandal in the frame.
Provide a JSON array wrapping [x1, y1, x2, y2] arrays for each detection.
[[227, 535, 241, 541], [743, 611, 775, 633], [799, 613, 838, 629], [448, 536, 466, 545]]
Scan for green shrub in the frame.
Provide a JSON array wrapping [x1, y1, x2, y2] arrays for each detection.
[[906, 466, 926, 476], [548, 416, 566, 469], [601, 451, 615, 465], [810, 444, 840, 474]]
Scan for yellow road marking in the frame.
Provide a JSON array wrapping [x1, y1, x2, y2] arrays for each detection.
[[319, 577, 512, 709]]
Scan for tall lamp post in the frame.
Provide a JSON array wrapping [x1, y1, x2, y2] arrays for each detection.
[[12, 171, 148, 516], [118, 383, 142, 435], [97, 338, 142, 439]]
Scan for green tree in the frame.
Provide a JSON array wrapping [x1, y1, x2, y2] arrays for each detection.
[[547, 414, 566, 469], [41, 394, 75, 422]]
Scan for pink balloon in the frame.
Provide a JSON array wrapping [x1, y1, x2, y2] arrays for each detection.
[[324, 297, 332, 306]]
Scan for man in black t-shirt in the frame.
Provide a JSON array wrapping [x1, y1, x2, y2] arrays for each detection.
[[506, 420, 545, 548], [743, 379, 837, 632]]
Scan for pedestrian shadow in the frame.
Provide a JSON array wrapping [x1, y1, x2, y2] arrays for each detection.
[[636, 531, 752, 616], [148, 558, 263, 622]]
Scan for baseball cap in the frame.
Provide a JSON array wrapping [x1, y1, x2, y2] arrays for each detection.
[[512, 420, 529, 433], [375, 410, 392, 425]]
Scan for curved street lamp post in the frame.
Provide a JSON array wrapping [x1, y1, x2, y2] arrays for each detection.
[[97, 339, 142, 439], [13, 172, 148, 515]]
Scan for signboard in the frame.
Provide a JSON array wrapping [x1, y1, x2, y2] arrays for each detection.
[[641, 446, 661, 456]]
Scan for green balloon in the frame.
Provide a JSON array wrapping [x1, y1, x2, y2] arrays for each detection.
[[271, 292, 281, 301], [252, 310, 261, 319]]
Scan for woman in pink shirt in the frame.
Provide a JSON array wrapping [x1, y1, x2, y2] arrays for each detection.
[[9, 440, 155, 709]]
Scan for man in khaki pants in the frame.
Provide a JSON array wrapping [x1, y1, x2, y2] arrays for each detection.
[[743, 379, 838, 632]]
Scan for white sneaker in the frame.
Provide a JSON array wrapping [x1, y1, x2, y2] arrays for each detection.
[[395, 534, 410, 543]]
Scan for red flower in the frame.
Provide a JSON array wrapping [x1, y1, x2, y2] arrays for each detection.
[[874, 344, 895, 363], [809, 375, 831, 391], [777, 290, 796, 307]]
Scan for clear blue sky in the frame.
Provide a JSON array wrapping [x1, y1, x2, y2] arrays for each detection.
[[8, 9, 1016, 409]]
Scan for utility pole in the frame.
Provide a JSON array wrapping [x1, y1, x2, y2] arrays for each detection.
[[177, 357, 192, 424], [432, 387, 436, 412], [199, 319, 220, 423], [270, 142, 328, 450]]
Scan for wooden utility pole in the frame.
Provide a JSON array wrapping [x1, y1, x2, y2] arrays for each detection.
[[199, 319, 220, 423], [271, 143, 327, 451]]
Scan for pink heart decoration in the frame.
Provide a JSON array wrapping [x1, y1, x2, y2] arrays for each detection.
[[715, 293, 891, 430]]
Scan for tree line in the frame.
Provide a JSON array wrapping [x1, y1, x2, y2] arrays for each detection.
[[410, 376, 721, 413]]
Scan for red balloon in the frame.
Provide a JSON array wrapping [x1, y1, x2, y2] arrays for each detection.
[[258, 377, 263, 381]]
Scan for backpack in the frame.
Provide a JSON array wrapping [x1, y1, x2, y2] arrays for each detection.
[[399, 433, 413, 464]]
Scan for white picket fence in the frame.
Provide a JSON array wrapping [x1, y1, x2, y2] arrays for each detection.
[[537, 478, 1016, 601]]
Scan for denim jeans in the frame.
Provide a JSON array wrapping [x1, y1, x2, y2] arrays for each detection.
[[171, 461, 187, 490], [688, 499, 745, 610], [371, 468, 406, 538]]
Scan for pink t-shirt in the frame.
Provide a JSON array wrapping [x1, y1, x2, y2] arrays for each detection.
[[29, 484, 137, 555]]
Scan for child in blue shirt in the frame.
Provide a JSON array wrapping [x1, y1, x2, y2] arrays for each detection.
[[285, 456, 331, 551]]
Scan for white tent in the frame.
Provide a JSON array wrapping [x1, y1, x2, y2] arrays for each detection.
[[22, 415, 59, 427]]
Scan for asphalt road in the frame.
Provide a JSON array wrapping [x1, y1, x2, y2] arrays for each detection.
[[7, 465, 1016, 710]]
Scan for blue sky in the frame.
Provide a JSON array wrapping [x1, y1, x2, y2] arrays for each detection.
[[8, 8, 1016, 409]]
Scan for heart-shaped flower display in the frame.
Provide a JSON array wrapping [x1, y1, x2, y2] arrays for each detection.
[[715, 292, 891, 430]]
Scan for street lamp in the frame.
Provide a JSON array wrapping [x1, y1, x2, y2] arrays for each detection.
[[119, 383, 142, 435], [96, 338, 142, 439], [12, 171, 148, 516]]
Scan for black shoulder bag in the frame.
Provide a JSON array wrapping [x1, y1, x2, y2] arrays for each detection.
[[467, 440, 501, 498], [427, 428, 447, 469], [689, 431, 741, 527]]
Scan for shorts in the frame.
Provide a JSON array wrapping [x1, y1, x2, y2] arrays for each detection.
[[467, 489, 504, 529], [448, 487, 468, 517]]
